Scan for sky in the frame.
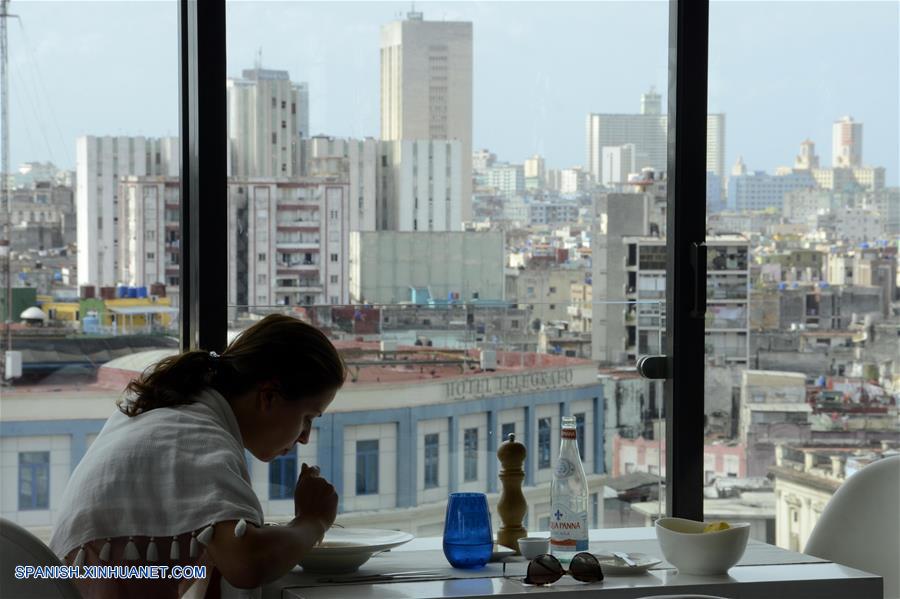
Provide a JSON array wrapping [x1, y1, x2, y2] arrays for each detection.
[[6, 1, 899, 184]]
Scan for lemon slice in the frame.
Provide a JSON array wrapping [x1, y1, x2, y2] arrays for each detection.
[[703, 521, 730, 533]]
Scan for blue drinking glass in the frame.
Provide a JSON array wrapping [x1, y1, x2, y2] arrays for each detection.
[[442, 492, 493, 569]]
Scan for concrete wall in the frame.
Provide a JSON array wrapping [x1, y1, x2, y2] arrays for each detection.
[[349, 231, 505, 304]]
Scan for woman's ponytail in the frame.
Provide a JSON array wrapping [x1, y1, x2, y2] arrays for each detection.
[[119, 351, 219, 417], [118, 314, 346, 417]]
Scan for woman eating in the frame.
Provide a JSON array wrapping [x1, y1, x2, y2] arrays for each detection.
[[49, 314, 346, 598]]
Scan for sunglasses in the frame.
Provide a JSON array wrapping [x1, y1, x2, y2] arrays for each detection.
[[524, 552, 604, 585]]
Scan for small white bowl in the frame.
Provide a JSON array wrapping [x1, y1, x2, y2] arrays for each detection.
[[517, 537, 550, 559], [655, 517, 750, 575]]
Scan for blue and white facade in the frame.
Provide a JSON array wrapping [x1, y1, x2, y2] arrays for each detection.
[[2, 356, 605, 539]]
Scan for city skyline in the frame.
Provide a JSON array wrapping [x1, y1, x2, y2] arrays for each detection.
[[4, 1, 897, 184]]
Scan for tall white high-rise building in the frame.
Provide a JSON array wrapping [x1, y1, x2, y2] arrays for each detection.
[[76, 135, 179, 288], [381, 140, 463, 231], [706, 114, 726, 178], [794, 139, 820, 170], [380, 10, 472, 223], [227, 179, 350, 313], [601, 144, 636, 187], [641, 88, 662, 115], [227, 68, 310, 178], [118, 176, 181, 305], [524, 154, 546, 183], [485, 163, 524, 198], [585, 91, 725, 183], [303, 136, 380, 231], [832, 116, 863, 168]]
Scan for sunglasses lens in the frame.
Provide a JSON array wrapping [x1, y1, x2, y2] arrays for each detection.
[[525, 554, 564, 585], [569, 552, 604, 583]]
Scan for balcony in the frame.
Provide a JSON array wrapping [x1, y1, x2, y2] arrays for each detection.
[[707, 285, 748, 300], [276, 282, 322, 292], [276, 219, 320, 231], [277, 242, 320, 251], [277, 264, 319, 274]]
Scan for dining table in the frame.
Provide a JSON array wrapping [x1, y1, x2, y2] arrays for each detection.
[[263, 526, 882, 599]]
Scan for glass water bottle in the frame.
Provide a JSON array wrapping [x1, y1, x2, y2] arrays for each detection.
[[550, 416, 589, 560]]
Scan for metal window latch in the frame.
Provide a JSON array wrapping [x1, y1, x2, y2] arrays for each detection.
[[637, 355, 668, 380]]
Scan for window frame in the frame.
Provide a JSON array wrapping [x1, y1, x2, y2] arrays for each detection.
[[179, 0, 710, 521]]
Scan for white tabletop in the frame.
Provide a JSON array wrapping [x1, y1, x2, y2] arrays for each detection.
[[269, 527, 882, 599]]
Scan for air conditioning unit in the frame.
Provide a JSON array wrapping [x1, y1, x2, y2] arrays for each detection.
[[480, 349, 497, 371], [380, 340, 397, 353]]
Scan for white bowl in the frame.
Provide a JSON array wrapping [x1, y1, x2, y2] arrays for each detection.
[[655, 517, 750, 575], [298, 528, 414, 574], [517, 537, 550, 559]]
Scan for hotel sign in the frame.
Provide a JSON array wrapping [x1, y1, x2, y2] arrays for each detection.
[[444, 368, 575, 401]]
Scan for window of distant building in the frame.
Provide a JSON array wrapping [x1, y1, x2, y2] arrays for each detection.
[[538, 418, 552, 469], [19, 452, 50, 510], [356, 440, 379, 495], [269, 451, 297, 500], [575, 412, 586, 461], [464, 428, 478, 482], [424, 433, 439, 488]]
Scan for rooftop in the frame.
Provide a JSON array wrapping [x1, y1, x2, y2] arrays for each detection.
[[12, 343, 595, 396]]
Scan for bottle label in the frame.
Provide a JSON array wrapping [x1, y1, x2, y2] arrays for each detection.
[[549, 504, 588, 551], [554, 457, 576, 479]]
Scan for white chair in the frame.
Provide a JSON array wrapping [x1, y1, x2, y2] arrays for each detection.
[[0, 518, 81, 599], [804, 455, 900, 599]]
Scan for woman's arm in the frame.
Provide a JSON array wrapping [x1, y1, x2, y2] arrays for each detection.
[[204, 516, 327, 589], [205, 464, 338, 588]]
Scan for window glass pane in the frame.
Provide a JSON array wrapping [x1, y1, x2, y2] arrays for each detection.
[[2, 1, 179, 536], [224, 0, 667, 535], [424, 433, 440, 489], [356, 440, 379, 495], [538, 417, 552, 469], [575, 412, 586, 461], [464, 427, 478, 482], [18, 452, 50, 510], [269, 452, 297, 500], [707, 0, 899, 548]]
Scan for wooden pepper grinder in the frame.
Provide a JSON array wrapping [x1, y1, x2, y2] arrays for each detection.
[[496, 432, 528, 552]]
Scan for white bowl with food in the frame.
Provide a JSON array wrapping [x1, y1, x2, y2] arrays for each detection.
[[298, 528, 414, 574], [655, 517, 750, 575]]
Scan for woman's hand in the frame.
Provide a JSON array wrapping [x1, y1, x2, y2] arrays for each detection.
[[294, 462, 338, 532]]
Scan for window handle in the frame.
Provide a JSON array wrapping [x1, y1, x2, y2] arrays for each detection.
[[637, 355, 668, 380]]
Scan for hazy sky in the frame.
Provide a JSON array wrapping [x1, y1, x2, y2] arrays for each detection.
[[7, 1, 899, 184]]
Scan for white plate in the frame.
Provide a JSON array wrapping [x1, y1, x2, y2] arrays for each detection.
[[593, 551, 661, 575], [298, 528, 415, 574]]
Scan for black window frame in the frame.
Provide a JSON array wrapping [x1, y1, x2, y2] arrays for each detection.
[[178, 0, 709, 521]]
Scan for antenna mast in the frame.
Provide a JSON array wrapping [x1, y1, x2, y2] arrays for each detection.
[[1, 0, 13, 355]]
